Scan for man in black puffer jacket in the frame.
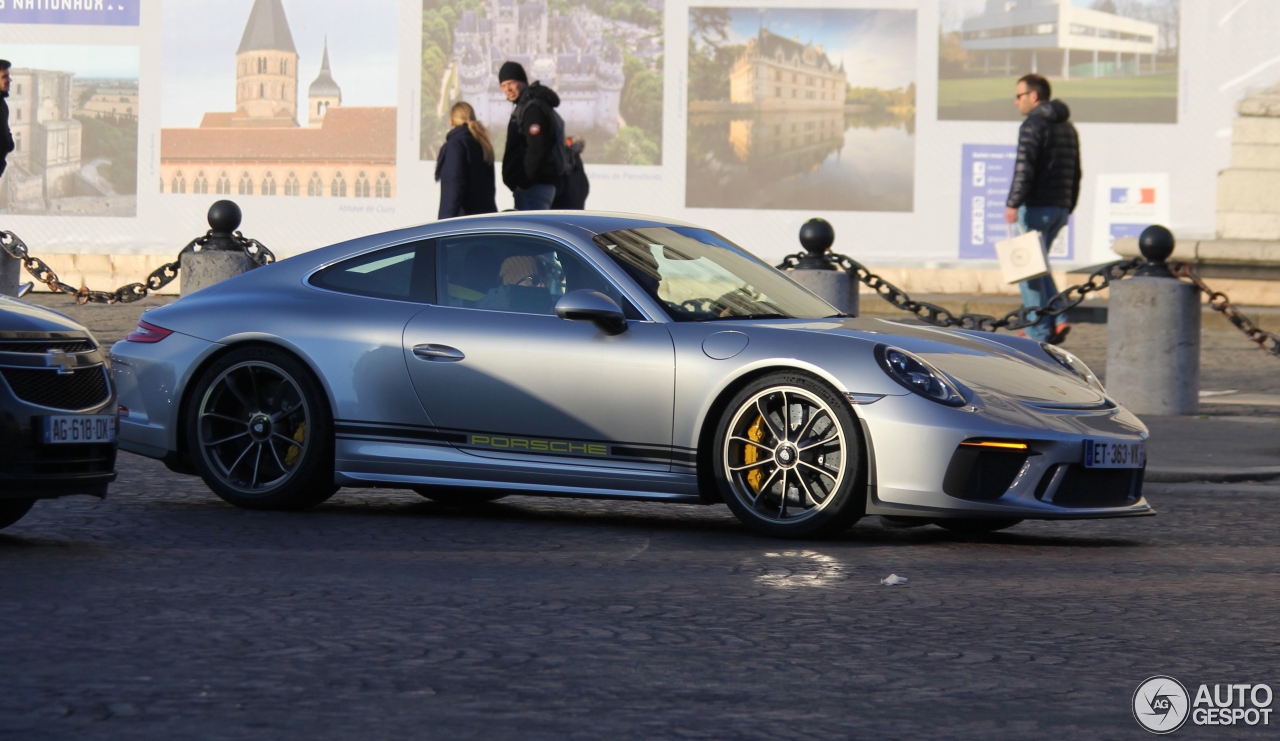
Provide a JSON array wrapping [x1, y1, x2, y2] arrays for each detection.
[[1005, 73, 1081, 345], [497, 61, 561, 210]]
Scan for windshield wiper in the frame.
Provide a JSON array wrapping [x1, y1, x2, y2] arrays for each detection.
[[824, 313, 856, 318]]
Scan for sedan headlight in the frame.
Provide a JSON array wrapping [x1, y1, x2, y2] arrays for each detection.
[[875, 345, 966, 407], [1041, 343, 1105, 393]]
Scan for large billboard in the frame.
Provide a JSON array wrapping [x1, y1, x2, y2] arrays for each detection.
[[0, 0, 1273, 291]]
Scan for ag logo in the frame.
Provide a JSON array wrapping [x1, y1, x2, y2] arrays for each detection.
[[1134, 676, 1190, 734]]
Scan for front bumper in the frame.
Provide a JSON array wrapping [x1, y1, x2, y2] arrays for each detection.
[[857, 392, 1154, 520], [0, 390, 117, 501]]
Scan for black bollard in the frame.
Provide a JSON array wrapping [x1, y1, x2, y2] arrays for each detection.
[[179, 200, 262, 296], [784, 218, 857, 316], [1105, 224, 1199, 415]]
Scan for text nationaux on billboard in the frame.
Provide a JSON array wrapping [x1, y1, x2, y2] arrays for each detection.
[[1, 0, 139, 26]]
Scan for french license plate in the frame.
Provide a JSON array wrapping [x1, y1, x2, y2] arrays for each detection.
[[1083, 439, 1145, 469], [41, 415, 117, 445]]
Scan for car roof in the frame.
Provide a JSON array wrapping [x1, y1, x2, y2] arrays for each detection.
[[410, 210, 703, 235]]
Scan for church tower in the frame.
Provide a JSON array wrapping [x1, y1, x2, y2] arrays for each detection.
[[307, 38, 342, 128], [235, 0, 299, 124]]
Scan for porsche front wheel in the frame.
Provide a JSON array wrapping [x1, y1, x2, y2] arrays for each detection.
[[186, 346, 337, 511], [712, 373, 865, 538]]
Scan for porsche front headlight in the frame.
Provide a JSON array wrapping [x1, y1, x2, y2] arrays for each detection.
[[1041, 343, 1105, 393], [876, 345, 966, 407]]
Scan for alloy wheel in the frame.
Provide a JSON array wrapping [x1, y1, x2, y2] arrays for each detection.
[[196, 361, 311, 495], [721, 385, 847, 525]]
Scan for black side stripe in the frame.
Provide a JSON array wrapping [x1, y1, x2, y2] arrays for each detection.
[[336, 420, 699, 465], [335, 422, 466, 444]]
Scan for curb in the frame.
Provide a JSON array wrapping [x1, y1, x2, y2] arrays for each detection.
[[1146, 466, 1280, 484]]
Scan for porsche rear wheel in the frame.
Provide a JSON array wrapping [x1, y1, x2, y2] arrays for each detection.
[[0, 499, 35, 530], [713, 373, 865, 538], [187, 346, 337, 511], [413, 487, 508, 505]]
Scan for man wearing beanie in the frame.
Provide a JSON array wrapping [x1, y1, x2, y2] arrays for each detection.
[[498, 61, 563, 210]]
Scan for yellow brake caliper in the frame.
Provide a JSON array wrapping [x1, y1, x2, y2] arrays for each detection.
[[745, 415, 765, 493], [284, 423, 306, 466]]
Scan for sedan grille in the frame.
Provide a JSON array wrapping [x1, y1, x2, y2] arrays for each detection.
[[0, 366, 111, 410], [0, 339, 95, 353]]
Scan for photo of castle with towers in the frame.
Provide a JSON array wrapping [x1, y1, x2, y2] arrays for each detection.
[[161, 0, 396, 199], [421, 0, 664, 164]]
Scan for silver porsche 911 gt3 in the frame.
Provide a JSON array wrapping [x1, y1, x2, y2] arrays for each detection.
[[109, 212, 1152, 538]]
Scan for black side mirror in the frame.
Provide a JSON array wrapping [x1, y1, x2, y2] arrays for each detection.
[[554, 289, 628, 335]]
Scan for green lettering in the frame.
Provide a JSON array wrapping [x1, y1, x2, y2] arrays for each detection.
[[588, 444, 608, 456]]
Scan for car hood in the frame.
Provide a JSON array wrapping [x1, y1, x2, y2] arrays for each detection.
[[770, 317, 1107, 407], [0, 294, 93, 336]]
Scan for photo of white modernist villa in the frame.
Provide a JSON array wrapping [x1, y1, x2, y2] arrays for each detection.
[[938, 0, 1179, 122]]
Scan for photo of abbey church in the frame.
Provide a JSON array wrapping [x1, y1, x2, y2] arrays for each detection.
[[160, 0, 396, 198]]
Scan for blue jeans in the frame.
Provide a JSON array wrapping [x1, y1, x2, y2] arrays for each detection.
[[513, 183, 556, 211], [1017, 206, 1070, 341]]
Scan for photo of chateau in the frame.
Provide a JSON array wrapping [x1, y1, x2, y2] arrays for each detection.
[[687, 8, 916, 211], [938, 0, 1180, 122], [160, 0, 398, 198], [421, 0, 664, 165], [0, 45, 138, 217]]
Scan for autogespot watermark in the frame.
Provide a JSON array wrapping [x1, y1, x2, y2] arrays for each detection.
[[1133, 676, 1273, 734]]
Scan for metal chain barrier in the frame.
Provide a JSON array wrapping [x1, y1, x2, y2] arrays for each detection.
[[0, 229, 274, 305], [777, 250, 1143, 332], [1171, 261, 1280, 357]]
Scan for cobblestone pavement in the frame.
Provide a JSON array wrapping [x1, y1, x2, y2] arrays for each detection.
[[1, 454, 1277, 740]]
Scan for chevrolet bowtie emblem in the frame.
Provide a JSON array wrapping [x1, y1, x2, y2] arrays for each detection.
[[45, 348, 77, 375]]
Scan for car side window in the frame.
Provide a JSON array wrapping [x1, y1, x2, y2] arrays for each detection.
[[310, 240, 435, 302], [436, 234, 628, 317]]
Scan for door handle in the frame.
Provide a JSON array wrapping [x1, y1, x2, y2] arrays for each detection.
[[412, 344, 465, 362]]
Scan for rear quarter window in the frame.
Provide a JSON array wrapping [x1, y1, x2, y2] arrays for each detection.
[[309, 241, 435, 302]]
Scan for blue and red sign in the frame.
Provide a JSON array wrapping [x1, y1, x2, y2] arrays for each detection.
[[2, 0, 139, 26], [1111, 187, 1156, 205]]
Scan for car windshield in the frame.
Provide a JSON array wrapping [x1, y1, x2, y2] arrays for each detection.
[[592, 227, 837, 321]]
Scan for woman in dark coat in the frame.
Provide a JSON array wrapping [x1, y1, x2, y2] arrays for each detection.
[[435, 102, 497, 219]]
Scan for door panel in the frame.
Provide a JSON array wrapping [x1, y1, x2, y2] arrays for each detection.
[[402, 232, 677, 472], [403, 306, 676, 471]]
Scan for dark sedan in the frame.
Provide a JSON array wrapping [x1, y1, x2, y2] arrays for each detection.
[[0, 294, 117, 530]]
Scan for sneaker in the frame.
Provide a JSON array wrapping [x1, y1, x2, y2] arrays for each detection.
[[1048, 322, 1071, 345]]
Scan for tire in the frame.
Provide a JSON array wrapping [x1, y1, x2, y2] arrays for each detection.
[[934, 518, 1023, 534], [413, 487, 507, 506], [186, 346, 337, 511], [0, 499, 35, 530], [712, 372, 865, 538]]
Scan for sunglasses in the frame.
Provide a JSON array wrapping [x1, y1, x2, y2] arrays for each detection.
[[1015, 91, 1032, 99]]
